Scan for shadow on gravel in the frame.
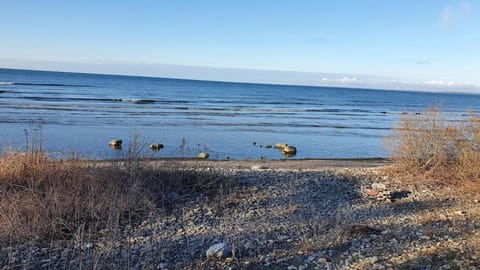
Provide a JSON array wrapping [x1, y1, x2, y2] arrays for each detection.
[[2, 167, 478, 270]]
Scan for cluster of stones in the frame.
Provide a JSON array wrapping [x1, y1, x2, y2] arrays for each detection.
[[108, 139, 164, 152]]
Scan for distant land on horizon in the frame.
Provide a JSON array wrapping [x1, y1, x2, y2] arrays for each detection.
[[1, 64, 480, 96]]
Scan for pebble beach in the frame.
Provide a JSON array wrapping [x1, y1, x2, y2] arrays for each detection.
[[2, 159, 479, 269]]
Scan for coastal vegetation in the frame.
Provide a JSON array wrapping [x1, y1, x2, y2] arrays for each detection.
[[386, 108, 480, 188], [0, 136, 234, 247]]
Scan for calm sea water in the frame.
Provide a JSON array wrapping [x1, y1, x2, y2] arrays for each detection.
[[1, 68, 479, 159]]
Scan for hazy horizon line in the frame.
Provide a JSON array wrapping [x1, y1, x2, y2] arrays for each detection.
[[1, 58, 479, 94]]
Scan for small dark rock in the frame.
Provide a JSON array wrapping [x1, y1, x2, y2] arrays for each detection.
[[389, 190, 411, 202]]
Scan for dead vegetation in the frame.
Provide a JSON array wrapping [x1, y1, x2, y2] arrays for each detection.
[[0, 140, 232, 246], [385, 108, 480, 190]]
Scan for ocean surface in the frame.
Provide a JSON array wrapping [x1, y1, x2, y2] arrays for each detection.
[[1, 68, 479, 159]]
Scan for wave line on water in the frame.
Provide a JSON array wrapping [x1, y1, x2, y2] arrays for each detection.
[[9, 82, 92, 87]]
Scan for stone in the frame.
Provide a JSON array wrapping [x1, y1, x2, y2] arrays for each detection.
[[108, 139, 122, 148], [274, 143, 288, 149], [206, 242, 232, 259], [197, 152, 209, 159], [389, 190, 411, 201], [149, 143, 164, 151], [371, 183, 386, 190], [364, 188, 379, 197], [282, 146, 297, 155], [251, 165, 268, 170]]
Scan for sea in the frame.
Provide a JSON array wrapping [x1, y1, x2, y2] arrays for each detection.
[[1, 68, 479, 160]]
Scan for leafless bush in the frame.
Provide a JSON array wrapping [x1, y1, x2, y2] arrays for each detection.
[[386, 108, 480, 183], [0, 134, 232, 245], [456, 113, 480, 181]]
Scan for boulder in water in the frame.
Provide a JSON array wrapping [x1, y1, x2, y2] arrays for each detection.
[[197, 152, 209, 159], [149, 143, 164, 151], [108, 139, 122, 148], [274, 143, 288, 149], [282, 145, 297, 155]]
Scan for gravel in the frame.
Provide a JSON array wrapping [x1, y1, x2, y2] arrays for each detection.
[[1, 161, 479, 269]]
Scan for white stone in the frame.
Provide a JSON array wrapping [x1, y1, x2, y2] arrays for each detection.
[[371, 183, 386, 190], [206, 242, 232, 258], [251, 165, 268, 170]]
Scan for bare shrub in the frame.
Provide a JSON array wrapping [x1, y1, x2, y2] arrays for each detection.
[[386, 108, 480, 184], [0, 139, 232, 245], [385, 108, 461, 173], [0, 151, 136, 242], [456, 113, 480, 181]]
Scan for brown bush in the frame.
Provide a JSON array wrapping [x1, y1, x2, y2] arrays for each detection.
[[0, 147, 227, 244], [0, 151, 139, 242], [456, 113, 480, 180], [386, 108, 480, 183]]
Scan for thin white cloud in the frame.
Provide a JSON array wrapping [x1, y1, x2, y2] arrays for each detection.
[[339, 77, 361, 84], [439, 1, 472, 29], [422, 80, 456, 86], [415, 58, 431, 65]]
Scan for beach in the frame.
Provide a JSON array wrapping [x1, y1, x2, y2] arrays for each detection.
[[2, 1, 480, 268], [1, 158, 479, 269]]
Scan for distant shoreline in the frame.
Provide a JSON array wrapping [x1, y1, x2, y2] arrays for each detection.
[[2, 67, 479, 96]]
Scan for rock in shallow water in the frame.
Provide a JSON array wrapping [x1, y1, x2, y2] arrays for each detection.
[[108, 139, 122, 150], [274, 143, 288, 149], [206, 242, 232, 258], [197, 152, 209, 159], [108, 139, 122, 147], [149, 143, 164, 151], [282, 146, 297, 155]]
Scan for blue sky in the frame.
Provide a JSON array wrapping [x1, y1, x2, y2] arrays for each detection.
[[0, 1, 479, 91]]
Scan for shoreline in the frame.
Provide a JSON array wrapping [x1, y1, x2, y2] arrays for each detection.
[[91, 157, 391, 171]]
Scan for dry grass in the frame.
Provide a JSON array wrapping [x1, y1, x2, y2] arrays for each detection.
[[0, 144, 230, 245], [385, 108, 480, 189]]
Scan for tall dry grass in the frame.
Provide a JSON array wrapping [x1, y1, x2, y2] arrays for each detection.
[[386, 108, 480, 183], [0, 137, 228, 245], [0, 150, 146, 243]]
